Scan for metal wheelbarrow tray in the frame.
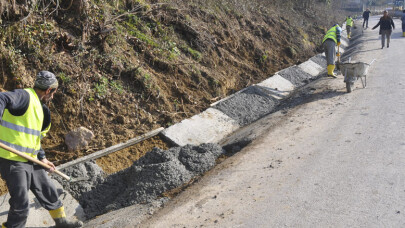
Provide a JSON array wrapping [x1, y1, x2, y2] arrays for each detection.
[[338, 61, 373, 93]]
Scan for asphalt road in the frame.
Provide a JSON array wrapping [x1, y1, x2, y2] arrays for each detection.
[[138, 16, 405, 227]]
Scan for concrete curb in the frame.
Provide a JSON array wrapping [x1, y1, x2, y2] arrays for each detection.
[[162, 33, 351, 145], [161, 108, 240, 146], [256, 74, 295, 99]]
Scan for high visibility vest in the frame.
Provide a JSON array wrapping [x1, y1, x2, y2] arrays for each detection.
[[346, 17, 353, 27], [322, 25, 339, 44], [0, 88, 47, 162]]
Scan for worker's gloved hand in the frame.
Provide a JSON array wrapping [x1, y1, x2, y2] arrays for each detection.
[[337, 42, 341, 46]]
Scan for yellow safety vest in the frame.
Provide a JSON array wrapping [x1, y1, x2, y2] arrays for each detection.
[[322, 25, 338, 44], [346, 17, 353, 27], [0, 88, 47, 162]]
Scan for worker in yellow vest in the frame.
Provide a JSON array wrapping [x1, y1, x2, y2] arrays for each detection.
[[0, 71, 82, 228], [322, 24, 342, 78], [346, 16, 354, 39]]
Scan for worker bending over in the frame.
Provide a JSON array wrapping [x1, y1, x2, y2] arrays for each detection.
[[0, 71, 82, 228], [322, 24, 342, 78]]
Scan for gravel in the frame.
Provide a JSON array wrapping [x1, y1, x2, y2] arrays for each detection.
[[57, 143, 225, 219], [277, 66, 314, 87], [213, 85, 279, 126], [310, 55, 327, 67]]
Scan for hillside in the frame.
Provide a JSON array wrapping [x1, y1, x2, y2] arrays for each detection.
[[0, 0, 347, 165]]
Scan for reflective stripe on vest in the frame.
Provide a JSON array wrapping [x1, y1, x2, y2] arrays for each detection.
[[0, 88, 44, 162], [322, 26, 338, 43], [1, 120, 41, 136], [346, 18, 353, 27], [0, 139, 41, 155], [41, 122, 51, 139]]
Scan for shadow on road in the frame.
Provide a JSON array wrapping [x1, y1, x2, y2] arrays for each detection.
[[275, 86, 347, 113]]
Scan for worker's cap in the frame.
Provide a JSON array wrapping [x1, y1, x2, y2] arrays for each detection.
[[35, 71, 58, 90]]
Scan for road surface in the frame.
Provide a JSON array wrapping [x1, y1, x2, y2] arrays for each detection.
[[139, 16, 405, 227]]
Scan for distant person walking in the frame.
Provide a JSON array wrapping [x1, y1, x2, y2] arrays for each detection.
[[401, 10, 405, 37], [346, 16, 353, 39], [322, 24, 342, 78], [372, 10, 395, 48], [363, 8, 371, 28]]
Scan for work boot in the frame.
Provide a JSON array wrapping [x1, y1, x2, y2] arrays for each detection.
[[49, 206, 83, 228], [327, 64, 337, 78]]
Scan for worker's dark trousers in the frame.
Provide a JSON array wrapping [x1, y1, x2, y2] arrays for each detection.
[[363, 18, 369, 28], [0, 158, 62, 228], [322, 39, 336, 65]]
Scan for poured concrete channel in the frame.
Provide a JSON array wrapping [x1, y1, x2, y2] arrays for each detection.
[[57, 144, 225, 220], [0, 23, 357, 227]]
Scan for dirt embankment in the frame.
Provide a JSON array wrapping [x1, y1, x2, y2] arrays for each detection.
[[0, 0, 347, 195]]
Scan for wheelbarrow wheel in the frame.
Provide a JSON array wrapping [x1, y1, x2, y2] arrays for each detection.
[[346, 81, 353, 93]]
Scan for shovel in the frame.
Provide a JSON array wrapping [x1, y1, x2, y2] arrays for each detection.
[[0, 141, 71, 181], [336, 44, 341, 70]]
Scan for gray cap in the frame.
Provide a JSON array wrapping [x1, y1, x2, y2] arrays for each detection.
[[34, 71, 58, 90]]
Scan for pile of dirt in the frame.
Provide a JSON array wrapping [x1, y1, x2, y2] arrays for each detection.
[[57, 143, 224, 219]]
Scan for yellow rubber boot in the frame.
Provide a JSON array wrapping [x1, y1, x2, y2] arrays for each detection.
[[403, 32, 405, 37], [327, 65, 337, 78], [2, 223, 6, 228], [49, 207, 83, 228]]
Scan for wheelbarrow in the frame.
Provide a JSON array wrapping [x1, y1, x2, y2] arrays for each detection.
[[338, 59, 375, 93]]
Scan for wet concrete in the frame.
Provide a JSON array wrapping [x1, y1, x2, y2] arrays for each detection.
[[213, 85, 279, 126], [57, 143, 224, 219], [310, 54, 327, 67], [278, 65, 314, 87]]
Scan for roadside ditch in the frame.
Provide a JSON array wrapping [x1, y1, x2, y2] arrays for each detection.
[[52, 21, 364, 224]]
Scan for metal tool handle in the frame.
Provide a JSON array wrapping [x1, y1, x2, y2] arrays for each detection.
[[0, 141, 71, 181]]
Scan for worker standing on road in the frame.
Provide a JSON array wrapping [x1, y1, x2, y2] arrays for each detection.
[[372, 10, 395, 49], [322, 24, 342, 78], [401, 10, 405, 37], [363, 8, 371, 28], [0, 71, 83, 228], [346, 16, 354, 39]]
